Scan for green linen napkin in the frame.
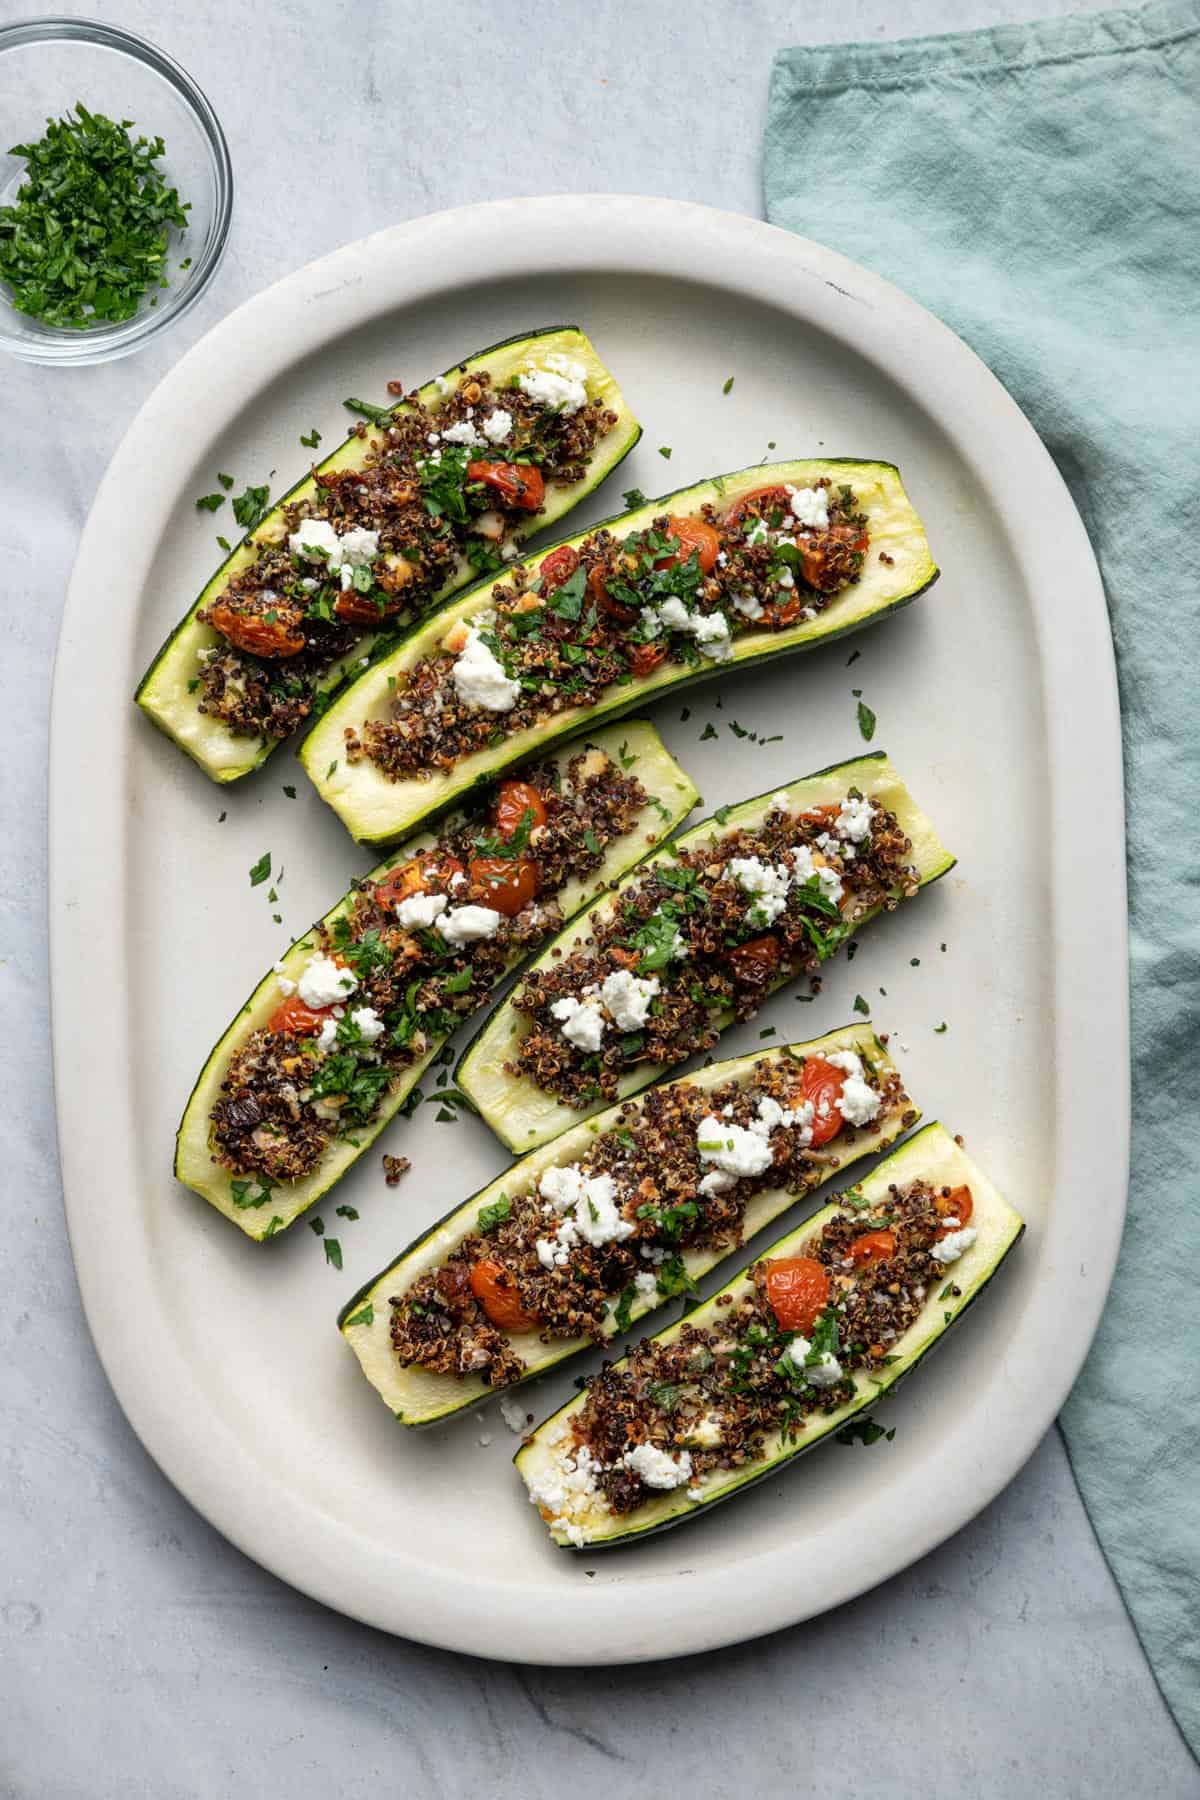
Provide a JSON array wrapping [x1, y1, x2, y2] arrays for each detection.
[[766, 0, 1200, 1757]]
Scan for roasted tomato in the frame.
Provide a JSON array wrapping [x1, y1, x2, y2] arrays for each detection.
[[762, 594, 805, 628], [538, 544, 581, 593], [849, 1229, 898, 1266], [722, 484, 792, 530], [587, 558, 639, 626], [728, 934, 781, 985], [935, 1184, 974, 1237], [627, 640, 670, 679], [374, 851, 465, 913], [469, 856, 539, 916], [656, 515, 721, 574], [764, 1256, 830, 1336], [469, 1258, 538, 1333], [467, 459, 545, 512], [798, 803, 841, 830], [332, 589, 386, 625], [267, 994, 331, 1037], [795, 524, 869, 593], [208, 598, 306, 659], [795, 1055, 848, 1147], [494, 779, 548, 839]]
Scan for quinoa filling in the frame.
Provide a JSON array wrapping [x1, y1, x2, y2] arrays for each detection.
[[208, 748, 646, 1194], [193, 357, 618, 740], [530, 1176, 977, 1535], [506, 787, 918, 1109], [389, 1048, 910, 1390], [348, 479, 872, 781]]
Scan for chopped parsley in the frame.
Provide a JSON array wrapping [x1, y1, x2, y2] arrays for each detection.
[[722, 376, 735, 395], [658, 446, 672, 460], [300, 427, 322, 448], [195, 493, 225, 512], [836, 1415, 895, 1446], [853, 994, 870, 1016], [656, 1253, 697, 1298], [229, 1175, 273, 1210], [622, 486, 648, 509], [344, 1303, 374, 1328], [613, 1284, 637, 1333], [232, 483, 271, 531], [248, 852, 271, 887], [477, 1195, 512, 1234], [856, 699, 877, 742], [324, 1237, 343, 1270]]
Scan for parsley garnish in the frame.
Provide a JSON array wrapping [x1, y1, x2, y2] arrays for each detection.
[[656, 1254, 697, 1298], [722, 376, 735, 395], [232, 483, 271, 531], [248, 852, 271, 886], [324, 1237, 343, 1270], [229, 1176, 273, 1210], [335, 1205, 359, 1220], [477, 1195, 512, 1234], [935, 1021, 949, 1033], [613, 1284, 636, 1333], [836, 1415, 894, 1446], [195, 493, 225, 512], [344, 1303, 374, 1328], [300, 427, 322, 448], [853, 994, 870, 1016], [0, 105, 190, 328], [217, 472, 233, 489], [343, 396, 395, 424], [856, 699, 877, 742], [658, 446, 672, 460], [622, 486, 648, 509], [282, 784, 296, 799]]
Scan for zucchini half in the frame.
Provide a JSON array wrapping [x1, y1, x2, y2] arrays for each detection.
[[136, 326, 641, 784], [458, 751, 954, 1152], [516, 1123, 1025, 1549], [338, 1023, 914, 1426], [300, 459, 938, 845], [174, 720, 696, 1240]]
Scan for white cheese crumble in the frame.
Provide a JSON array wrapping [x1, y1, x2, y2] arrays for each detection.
[[297, 952, 356, 1008], [785, 1335, 843, 1386], [728, 855, 792, 926], [438, 904, 502, 946], [337, 525, 381, 567], [527, 1442, 603, 1543], [698, 1169, 735, 1197], [733, 591, 765, 620], [689, 1414, 724, 1448], [599, 967, 660, 1030], [696, 1115, 774, 1180], [932, 1226, 978, 1265], [350, 1006, 385, 1044], [481, 408, 513, 444], [642, 596, 733, 661], [750, 1093, 814, 1147], [316, 1017, 339, 1053], [288, 518, 379, 588], [450, 626, 520, 712], [792, 842, 845, 906], [836, 794, 876, 843], [622, 1442, 694, 1490], [788, 484, 830, 530], [823, 1048, 882, 1125], [392, 890, 448, 930], [744, 517, 769, 547], [498, 1392, 528, 1435], [518, 357, 589, 415], [288, 517, 341, 562], [440, 418, 485, 448], [633, 1270, 660, 1303], [551, 992, 606, 1052]]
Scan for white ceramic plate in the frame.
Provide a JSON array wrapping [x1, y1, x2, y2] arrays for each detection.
[[50, 196, 1128, 1663]]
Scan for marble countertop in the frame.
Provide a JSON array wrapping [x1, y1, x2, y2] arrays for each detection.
[[3, 0, 1195, 1793]]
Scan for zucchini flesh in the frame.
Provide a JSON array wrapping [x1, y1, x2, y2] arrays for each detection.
[[338, 1024, 915, 1426], [174, 719, 697, 1239], [458, 751, 954, 1152], [136, 326, 641, 784], [516, 1123, 1024, 1548], [301, 459, 938, 845]]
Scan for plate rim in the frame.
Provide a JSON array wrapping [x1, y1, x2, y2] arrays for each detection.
[[49, 193, 1130, 1664]]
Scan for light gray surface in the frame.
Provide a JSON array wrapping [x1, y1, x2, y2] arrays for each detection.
[[3, 0, 1195, 1794]]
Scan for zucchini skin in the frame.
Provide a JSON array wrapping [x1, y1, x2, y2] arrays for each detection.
[[456, 751, 955, 1151], [135, 325, 641, 784], [338, 1025, 916, 1426], [515, 1122, 1025, 1548], [173, 720, 697, 1239], [300, 458, 939, 846]]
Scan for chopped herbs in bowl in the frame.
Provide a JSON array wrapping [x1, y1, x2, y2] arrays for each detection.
[[0, 19, 231, 364]]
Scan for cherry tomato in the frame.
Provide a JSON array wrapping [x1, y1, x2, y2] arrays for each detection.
[[333, 589, 386, 625], [849, 1229, 898, 1266], [494, 779, 548, 839], [467, 459, 545, 512], [796, 1055, 848, 1147], [656, 515, 721, 574], [538, 544, 580, 593], [728, 934, 781, 986], [935, 1184, 974, 1237], [762, 595, 804, 628], [798, 804, 841, 830], [468, 856, 540, 916], [764, 1256, 830, 1336], [374, 852, 464, 913], [208, 600, 306, 659], [587, 559, 639, 626], [469, 1258, 539, 1333], [267, 994, 331, 1038], [722, 485, 792, 530], [628, 640, 670, 679], [795, 524, 870, 593]]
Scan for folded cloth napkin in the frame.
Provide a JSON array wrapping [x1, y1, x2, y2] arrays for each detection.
[[766, 0, 1200, 1757]]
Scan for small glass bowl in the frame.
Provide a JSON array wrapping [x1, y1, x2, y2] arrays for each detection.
[[0, 17, 232, 364]]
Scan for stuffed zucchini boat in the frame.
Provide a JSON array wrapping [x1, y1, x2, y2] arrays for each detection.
[[301, 459, 938, 845], [339, 1024, 917, 1425], [458, 751, 953, 1151], [136, 326, 640, 783], [175, 721, 695, 1239], [517, 1123, 1024, 1548]]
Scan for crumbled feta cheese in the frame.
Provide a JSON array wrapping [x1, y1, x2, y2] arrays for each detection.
[[733, 591, 765, 620], [276, 977, 296, 997], [728, 855, 792, 926], [451, 627, 520, 712], [337, 525, 380, 567], [691, 610, 732, 661], [622, 1442, 694, 1490], [539, 1163, 587, 1213], [932, 1226, 978, 1265], [599, 967, 660, 1030], [551, 992, 607, 1052], [440, 418, 485, 448], [776, 567, 796, 590], [698, 1169, 735, 1197], [433, 373, 453, 396], [536, 1226, 576, 1269], [350, 1006, 385, 1044], [744, 517, 769, 547], [527, 1442, 603, 1537], [689, 1414, 724, 1448], [823, 1049, 882, 1125], [316, 1017, 339, 1053], [518, 359, 589, 415], [696, 1115, 774, 1180], [836, 794, 876, 843], [633, 1270, 660, 1303], [788, 484, 830, 530], [573, 1172, 634, 1248], [786, 1335, 843, 1386], [749, 1094, 814, 1148], [481, 408, 513, 444], [393, 890, 449, 930], [288, 517, 341, 563], [498, 1392, 528, 1434], [297, 952, 356, 1008], [438, 904, 502, 946], [791, 842, 845, 906]]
